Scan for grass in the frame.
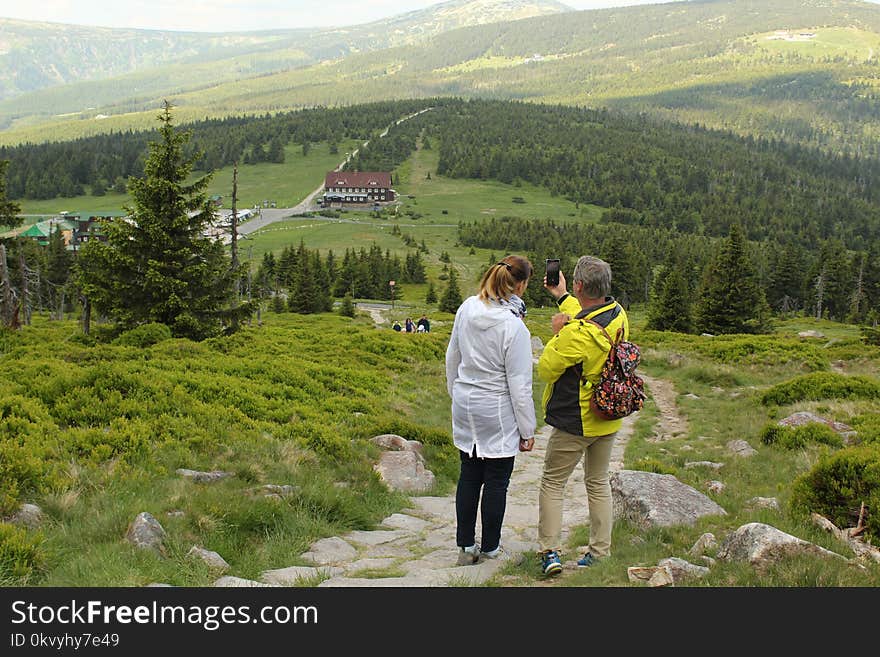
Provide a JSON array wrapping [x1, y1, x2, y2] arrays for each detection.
[[0, 312, 450, 586]]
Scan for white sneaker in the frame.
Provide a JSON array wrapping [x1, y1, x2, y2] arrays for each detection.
[[457, 544, 479, 566], [479, 546, 505, 561]]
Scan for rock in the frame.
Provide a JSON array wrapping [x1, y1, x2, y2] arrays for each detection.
[[145, 583, 173, 587], [214, 576, 277, 587], [627, 565, 664, 583], [187, 546, 230, 572], [531, 336, 544, 355], [717, 522, 846, 570], [300, 536, 358, 565], [700, 556, 717, 567], [374, 451, 435, 493], [798, 330, 825, 339], [700, 333, 715, 337], [649, 567, 674, 587], [658, 557, 710, 582], [246, 484, 299, 498], [684, 393, 700, 400], [8, 503, 43, 529], [684, 461, 724, 470], [688, 533, 718, 556], [726, 439, 757, 457], [611, 470, 727, 529], [680, 444, 694, 452], [706, 480, 725, 494], [261, 565, 345, 585], [777, 412, 857, 443], [125, 512, 166, 555], [342, 529, 410, 546], [165, 510, 185, 518], [746, 496, 781, 511], [370, 434, 424, 457], [176, 468, 234, 483], [380, 513, 431, 532]]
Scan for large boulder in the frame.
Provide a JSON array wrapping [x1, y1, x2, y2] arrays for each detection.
[[374, 451, 435, 493], [370, 434, 425, 459], [125, 512, 167, 556], [717, 522, 845, 570], [611, 470, 727, 529]]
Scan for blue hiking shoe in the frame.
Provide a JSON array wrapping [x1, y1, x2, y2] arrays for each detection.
[[541, 550, 563, 577], [577, 552, 597, 567]]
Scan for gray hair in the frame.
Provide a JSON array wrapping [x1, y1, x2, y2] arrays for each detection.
[[572, 256, 612, 299]]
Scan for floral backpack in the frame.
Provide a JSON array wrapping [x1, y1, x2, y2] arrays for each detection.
[[584, 320, 646, 421]]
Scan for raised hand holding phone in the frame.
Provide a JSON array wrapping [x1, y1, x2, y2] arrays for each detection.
[[545, 258, 560, 287]]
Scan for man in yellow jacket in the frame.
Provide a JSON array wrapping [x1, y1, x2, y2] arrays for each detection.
[[536, 255, 629, 576]]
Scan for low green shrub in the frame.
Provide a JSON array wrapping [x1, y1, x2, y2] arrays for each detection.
[[861, 326, 880, 346], [849, 414, 880, 445], [113, 323, 172, 348], [679, 365, 747, 389], [630, 457, 677, 475], [760, 422, 844, 449], [760, 372, 880, 406], [790, 444, 880, 541], [0, 523, 46, 583]]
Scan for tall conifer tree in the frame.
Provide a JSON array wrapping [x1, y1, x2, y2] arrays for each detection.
[[439, 268, 463, 314], [78, 101, 236, 339], [694, 223, 770, 334], [647, 254, 693, 333]]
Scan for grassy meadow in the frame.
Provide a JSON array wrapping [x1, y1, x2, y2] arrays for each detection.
[[2, 303, 879, 587], [0, 312, 458, 586]]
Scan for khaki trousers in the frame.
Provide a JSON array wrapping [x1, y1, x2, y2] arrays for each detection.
[[538, 426, 616, 557]]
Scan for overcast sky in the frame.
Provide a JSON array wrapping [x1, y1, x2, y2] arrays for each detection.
[[0, 0, 690, 32]]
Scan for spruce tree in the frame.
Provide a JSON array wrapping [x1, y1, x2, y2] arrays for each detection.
[[694, 223, 771, 334], [647, 256, 693, 333], [0, 161, 21, 229], [425, 281, 438, 305], [439, 269, 463, 314], [78, 101, 235, 339], [339, 292, 356, 318]]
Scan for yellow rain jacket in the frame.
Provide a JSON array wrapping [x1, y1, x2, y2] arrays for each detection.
[[537, 294, 630, 437]]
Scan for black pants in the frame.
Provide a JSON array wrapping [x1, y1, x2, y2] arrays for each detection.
[[455, 449, 516, 553]]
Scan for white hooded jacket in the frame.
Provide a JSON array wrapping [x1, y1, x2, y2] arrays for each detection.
[[445, 295, 537, 458]]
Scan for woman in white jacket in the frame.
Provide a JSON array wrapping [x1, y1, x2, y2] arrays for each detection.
[[445, 255, 537, 565]]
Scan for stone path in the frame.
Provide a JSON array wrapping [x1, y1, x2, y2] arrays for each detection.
[[225, 411, 638, 588]]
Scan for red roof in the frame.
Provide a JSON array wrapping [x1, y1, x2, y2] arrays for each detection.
[[324, 171, 392, 188]]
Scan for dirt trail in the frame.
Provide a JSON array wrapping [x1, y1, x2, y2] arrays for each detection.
[[641, 373, 688, 442]]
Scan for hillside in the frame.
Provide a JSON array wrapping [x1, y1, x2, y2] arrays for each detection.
[[0, 0, 569, 131], [2, 0, 879, 159]]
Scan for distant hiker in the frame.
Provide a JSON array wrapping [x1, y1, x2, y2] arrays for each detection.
[[417, 314, 430, 333], [392, 320, 402, 332], [446, 255, 536, 566], [405, 317, 415, 333], [536, 255, 630, 577]]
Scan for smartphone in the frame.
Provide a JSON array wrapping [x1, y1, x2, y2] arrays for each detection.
[[545, 258, 560, 287]]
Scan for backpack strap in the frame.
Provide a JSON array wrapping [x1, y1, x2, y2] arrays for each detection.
[[583, 318, 615, 349]]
